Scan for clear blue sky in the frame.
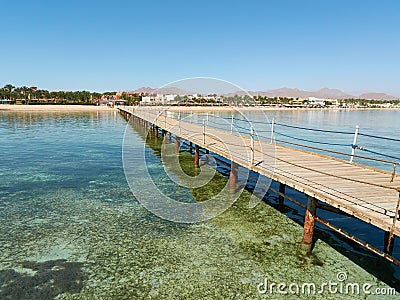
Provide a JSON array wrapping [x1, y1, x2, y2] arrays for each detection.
[[1, 0, 399, 95]]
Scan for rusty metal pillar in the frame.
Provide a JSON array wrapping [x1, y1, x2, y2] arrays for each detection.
[[230, 161, 238, 190], [301, 196, 317, 255], [278, 183, 286, 206], [162, 130, 167, 144], [194, 145, 200, 168], [384, 231, 395, 255], [154, 126, 158, 141]]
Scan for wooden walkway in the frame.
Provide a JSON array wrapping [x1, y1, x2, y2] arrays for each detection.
[[119, 107, 400, 261]]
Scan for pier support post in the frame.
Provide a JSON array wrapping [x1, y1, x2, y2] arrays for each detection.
[[301, 196, 317, 255], [386, 191, 400, 254], [230, 161, 238, 190], [175, 137, 180, 153], [162, 130, 167, 144], [278, 183, 286, 206], [189, 142, 193, 154], [384, 231, 395, 255], [194, 145, 200, 168], [154, 126, 158, 141]]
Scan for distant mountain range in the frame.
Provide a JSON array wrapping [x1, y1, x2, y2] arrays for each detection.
[[134, 86, 195, 95], [133, 87, 399, 100]]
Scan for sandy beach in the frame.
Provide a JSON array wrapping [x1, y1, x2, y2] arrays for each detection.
[[0, 104, 116, 112]]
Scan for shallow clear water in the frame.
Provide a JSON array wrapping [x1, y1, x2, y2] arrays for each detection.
[[0, 110, 398, 299]]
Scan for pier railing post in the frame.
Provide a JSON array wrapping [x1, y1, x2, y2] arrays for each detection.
[[349, 125, 359, 163], [202, 119, 206, 145], [270, 118, 275, 144], [164, 110, 167, 129], [230, 115, 234, 133], [206, 112, 209, 126], [250, 125, 255, 166]]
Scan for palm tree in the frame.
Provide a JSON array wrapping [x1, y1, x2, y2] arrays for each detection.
[[4, 84, 14, 92], [3, 84, 15, 98], [2, 84, 15, 100]]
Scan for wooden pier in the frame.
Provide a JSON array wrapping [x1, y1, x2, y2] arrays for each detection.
[[119, 107, 400, 265]]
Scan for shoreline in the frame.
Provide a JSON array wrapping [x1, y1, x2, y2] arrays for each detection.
[[0, 104, 117, 112], [136, 105, 400, 113], [1, 104, 399, 113]]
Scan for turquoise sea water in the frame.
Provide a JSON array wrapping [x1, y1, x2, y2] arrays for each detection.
[[0, 109, 399, 299]]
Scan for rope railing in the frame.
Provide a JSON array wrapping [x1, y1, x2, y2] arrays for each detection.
[[356, 147, 399, 161], [273, 122, 355, 135], [358, 132, 400, 142], [258, 136, 399, 166], [274, 131, 353, 147], [130, 107, 399, 176], [228, 116, 395, 143]]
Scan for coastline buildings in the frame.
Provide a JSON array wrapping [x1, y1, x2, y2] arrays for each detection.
[[141, 94, 177, 105]]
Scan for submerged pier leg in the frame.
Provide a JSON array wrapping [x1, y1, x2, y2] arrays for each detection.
[[384, 231, 395, 255], [194, 145, 200, 168], [230, 161, 238, 190], [301, 196, 317, 255], [162, 130, 167, 144], [278, 183, 286, 206], [175, 137, 180, 153], [154, 126, 158, 141]]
